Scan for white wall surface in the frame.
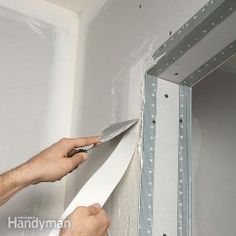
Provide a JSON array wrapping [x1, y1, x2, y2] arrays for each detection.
[[0, 3, 78, 235], [65, 0, 209, 235], [192, 69, 236, 236]]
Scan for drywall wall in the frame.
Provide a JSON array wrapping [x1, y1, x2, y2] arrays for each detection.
[[192, 69, 236, 236], [0, 2, 79, 235], [64, 0, 209, 235]]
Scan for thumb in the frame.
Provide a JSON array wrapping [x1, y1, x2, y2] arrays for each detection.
[[87, 203, 102, 215]]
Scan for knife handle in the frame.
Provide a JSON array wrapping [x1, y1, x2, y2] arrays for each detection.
[[66, 144, 94, 158], [67, 148, 87, 157]]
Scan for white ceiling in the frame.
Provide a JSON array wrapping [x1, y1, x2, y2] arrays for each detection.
[[46, 0, 97, 13]]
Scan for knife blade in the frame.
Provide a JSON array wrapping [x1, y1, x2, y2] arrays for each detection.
[[67, 118, 139, 157]]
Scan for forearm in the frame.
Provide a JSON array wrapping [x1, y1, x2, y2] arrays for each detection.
[[0, 163, 35, 206], [0, 136, 98, 207]]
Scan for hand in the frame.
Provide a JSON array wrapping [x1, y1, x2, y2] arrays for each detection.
[[24, 137, 99, 184], [0, 137, 99, 206], [60, 204, 110, 236]]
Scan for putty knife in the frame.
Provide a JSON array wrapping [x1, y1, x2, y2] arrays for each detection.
[[67, 119, 139, 157]]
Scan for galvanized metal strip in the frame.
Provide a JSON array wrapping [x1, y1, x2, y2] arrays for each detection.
[[139, 74, 157, 236], [148, 0, 235, 77], [152, 79, 179, 236], [178, 86, 192, 236], [182, 40, 236, 86]]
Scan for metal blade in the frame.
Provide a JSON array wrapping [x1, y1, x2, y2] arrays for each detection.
[[99, 118, 139, 143], [67, 119, 139, 157]]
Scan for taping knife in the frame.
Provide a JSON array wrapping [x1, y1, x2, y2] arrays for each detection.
[[67, 118, 139, 157]]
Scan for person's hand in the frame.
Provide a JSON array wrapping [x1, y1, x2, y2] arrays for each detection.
[[60, 203, 110, 236], [24, 137, 99, 184]]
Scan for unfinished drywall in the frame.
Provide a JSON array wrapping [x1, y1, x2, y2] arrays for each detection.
[[192, 69, 236, 236], [64, 0, 209, 235], [0, 3, 78, 235]]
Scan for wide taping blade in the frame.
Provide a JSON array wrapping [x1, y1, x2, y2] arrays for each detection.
[[69, 118, 139, 156], [99, 118, 139, 143]]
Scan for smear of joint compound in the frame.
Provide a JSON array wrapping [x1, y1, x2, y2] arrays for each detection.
[[110, 37, 159, 124], [0, 6, 49, 37], [27, 18, 44, 35]]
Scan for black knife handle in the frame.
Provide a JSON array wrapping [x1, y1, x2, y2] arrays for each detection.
[[67, 148, 88, 158]]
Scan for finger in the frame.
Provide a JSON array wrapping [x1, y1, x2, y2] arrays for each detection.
[[69, 153, 88, 169], [95, 209, 110, 229], [69, 136, 100, 149], [73, 206, 89, 217], [87, 203, 102, 216]]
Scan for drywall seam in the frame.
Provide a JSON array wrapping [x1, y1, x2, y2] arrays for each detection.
[[49, 125, 139, 236]]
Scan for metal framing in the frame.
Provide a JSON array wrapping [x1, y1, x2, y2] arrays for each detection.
[[147, 0, 236, 85], [139, 76, 180, 236], [140, 0, 236, 235], [152, 79, 179, 236], [139, 74, 157, 236], [178, 86, 192, 236], [182, 40, 236, 86], [152, 0, 235, 62]]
